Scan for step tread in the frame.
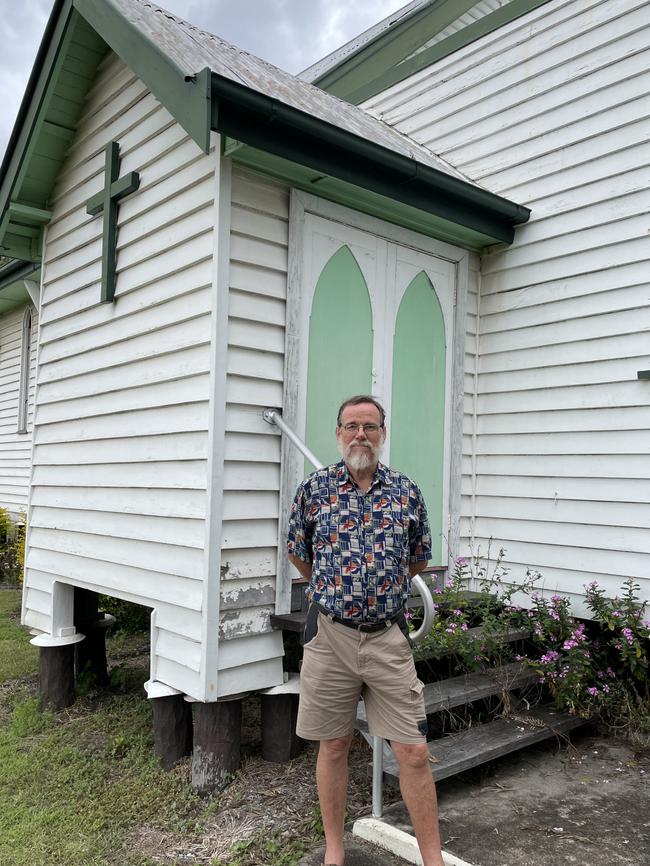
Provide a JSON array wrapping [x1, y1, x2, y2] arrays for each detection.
[[270, 611, 308, 632], [355, 662, 538, 731], [381, 705, 587, 783]]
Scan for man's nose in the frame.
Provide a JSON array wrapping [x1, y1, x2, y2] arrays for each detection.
[[353, 425, 366, 438]]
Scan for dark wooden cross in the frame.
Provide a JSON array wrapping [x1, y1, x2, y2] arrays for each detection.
[[86, 141, 140, 304]]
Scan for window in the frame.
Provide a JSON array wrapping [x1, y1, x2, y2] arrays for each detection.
[[17, 306, 32, 434]]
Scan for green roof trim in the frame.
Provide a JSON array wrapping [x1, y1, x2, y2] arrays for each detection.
[[210, 73, 529, 246], [0, 260, 40, 316], [313, 0, 477, 99], [230, 145, 495, 251], [313, 0, 554, 105], [0, 0, 211, 262], [74, 0, 212, 154], [0, 1, 107, 261]]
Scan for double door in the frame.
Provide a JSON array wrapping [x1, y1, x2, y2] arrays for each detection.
[[296, 212, 456, 565]]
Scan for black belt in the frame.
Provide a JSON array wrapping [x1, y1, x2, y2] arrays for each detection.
[[316, 604, 402, 633]]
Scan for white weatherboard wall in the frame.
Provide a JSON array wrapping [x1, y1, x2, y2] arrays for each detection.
[[20, 49, 277, 702], [0, 304, 37, 516], [217, 167, 287, 695], [364, 0, 650, 610]]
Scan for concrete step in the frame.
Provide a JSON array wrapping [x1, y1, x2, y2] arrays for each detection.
[[380, 704, 587, 785], [355, 662, 539, 732]]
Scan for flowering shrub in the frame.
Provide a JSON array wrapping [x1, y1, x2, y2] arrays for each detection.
[[410, 552, 531, 673], [525, 579, 649, 726], [0, 508, 25, 584], [410, 547, 649, 737]]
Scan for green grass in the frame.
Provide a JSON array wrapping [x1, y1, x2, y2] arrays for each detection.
[[0, 592, 205, 866], [0, 591, 312, 866], [0, 692, 205, 866], [0, 590, 38, 682]]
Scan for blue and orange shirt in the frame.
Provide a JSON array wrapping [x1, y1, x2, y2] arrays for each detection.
[[287, 461, 431, 621]]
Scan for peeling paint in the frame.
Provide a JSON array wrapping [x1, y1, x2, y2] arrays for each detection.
[[220, 583, 275, 611], [219, 607, 272, 639]]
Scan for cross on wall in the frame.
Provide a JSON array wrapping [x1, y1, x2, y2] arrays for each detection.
[[86, 141, 140, 304]]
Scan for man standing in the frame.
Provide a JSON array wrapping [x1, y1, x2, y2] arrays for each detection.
[[287, 395, 446, 866]]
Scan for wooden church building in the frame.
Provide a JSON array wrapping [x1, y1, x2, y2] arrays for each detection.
[[1, 0, 647, 782]]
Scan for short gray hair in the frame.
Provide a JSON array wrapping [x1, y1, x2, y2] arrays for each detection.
[[336, 395, 386, 427]]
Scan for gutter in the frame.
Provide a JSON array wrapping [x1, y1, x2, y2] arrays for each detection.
[[0, 259, 39, 293], [209, 73, 530, 244]]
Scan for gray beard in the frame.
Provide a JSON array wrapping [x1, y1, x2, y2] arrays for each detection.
[[338, 440, 383, 471]]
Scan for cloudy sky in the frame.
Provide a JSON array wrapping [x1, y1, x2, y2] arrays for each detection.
[[1, 0, 409, 160]]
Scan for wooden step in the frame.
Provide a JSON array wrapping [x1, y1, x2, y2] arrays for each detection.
[[270, 610, 307, 633], [412, 623, 530, 665], [355, 662, 539, 732], [380, 705, 587, 784]]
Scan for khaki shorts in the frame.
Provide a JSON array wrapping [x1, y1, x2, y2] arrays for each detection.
[[296, 608, 427, 744]]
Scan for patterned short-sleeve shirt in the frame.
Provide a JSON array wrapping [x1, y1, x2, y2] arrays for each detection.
[[287, 460, 431, 621]]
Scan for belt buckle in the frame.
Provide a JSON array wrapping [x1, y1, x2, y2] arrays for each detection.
[[359, 620, 382, 633]]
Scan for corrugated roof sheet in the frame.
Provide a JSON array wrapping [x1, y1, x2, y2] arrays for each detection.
[[300, 0, 430, 83], [111, 0, 474, 185]]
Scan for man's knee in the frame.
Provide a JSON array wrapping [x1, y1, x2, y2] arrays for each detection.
[[391, 741, 430, 771], [319, 735, 353, 761]]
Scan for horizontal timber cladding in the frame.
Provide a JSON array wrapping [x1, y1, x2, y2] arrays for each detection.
[[364, 0, 650, 610], [24, 51, 217, 696], [0, 305, 37, 516], [216, 167, 288, 680]]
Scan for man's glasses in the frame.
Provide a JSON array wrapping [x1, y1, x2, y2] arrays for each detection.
[[339, 423, 382, 434]]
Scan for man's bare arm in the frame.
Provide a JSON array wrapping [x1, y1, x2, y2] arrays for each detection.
[[289, 554, 312, 581]]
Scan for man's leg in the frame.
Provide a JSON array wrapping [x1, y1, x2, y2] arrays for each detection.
[[391, 741, 445, 866], [316, 734, 353, 866]]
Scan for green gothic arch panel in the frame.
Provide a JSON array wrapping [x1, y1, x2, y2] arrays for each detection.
[[305, 245, 373, 471], [390, 271, 446, 563]]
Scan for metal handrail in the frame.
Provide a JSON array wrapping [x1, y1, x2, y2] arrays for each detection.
[[263, 409, 323, 471], [263, 407, 436, 818]]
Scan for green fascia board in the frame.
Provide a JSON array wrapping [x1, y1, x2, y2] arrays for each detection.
[[0, 260, 39, 301], [0, 0, 74, 220], [0, 3, 107, 260], [211, 73, 529, 245], [230, 145, 497, 251], [314, 0, 478, 98], [317, 0, 554, 104], [1, 0, 210, 261], [10, 14, 106, 202], [72, 0, 212, 154]]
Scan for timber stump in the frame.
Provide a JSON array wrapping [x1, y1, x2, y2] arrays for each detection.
[[191, 698, 242, 794], [151, 694, 193, 769]]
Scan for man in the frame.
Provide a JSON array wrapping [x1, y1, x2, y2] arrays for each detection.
[[287, 395, 445, 866]]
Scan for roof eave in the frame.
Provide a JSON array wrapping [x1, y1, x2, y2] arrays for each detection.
[[210, 73, 530, 245]]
